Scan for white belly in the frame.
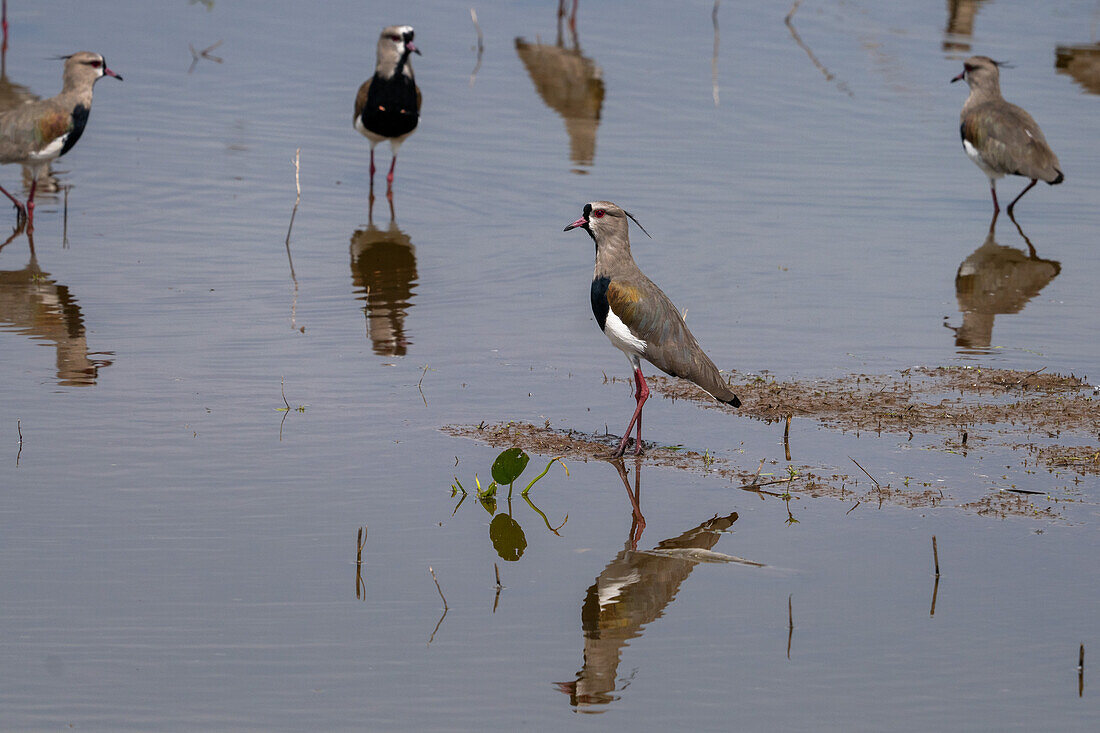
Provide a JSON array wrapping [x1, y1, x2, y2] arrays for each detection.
[[354, 116, 409, 153], [963, 139, 1003, 180], [28, 134, 68, 163], [604, 309, 646, 358]]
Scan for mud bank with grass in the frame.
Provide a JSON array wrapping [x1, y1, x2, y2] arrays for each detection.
[[446, 367, 1099, 519]]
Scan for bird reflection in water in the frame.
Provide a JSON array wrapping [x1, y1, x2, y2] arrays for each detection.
[[0, 227, 112, 385], [349, 196, 418, 356], [515, 1, 604, 173], [556, 459, 760, 710], [942, 0, 990, 52], [1055, 42, 1100, 95], [949, 214, 1060, 351]]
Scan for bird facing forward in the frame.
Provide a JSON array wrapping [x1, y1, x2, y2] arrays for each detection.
[[952, 56, 1063, 216], [0, 51, 122, 228], [564, 201, 740, 457], [354, 25, 420, 196]]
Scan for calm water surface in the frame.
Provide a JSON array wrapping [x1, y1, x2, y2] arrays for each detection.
[[0, 0, 1098, 730]]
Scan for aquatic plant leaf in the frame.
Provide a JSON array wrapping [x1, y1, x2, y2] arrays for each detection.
[[491, 448, 530, 485], [489, 513, 527, 562], [521, 457, 569, 495]]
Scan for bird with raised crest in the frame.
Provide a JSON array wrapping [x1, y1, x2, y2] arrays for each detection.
[[564, 201, 740, 458], [952, 55, 1063, 217], [0, 51, 121, 228], [355, 25, 420, 196]]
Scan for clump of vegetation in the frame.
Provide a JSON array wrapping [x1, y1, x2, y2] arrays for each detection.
[[450, 447, 570, 561]]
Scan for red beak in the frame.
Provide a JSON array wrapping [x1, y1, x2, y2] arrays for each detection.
[[563, 216, 587, 231], [950, 71, 964, 83], [104, 66, 123, 81]]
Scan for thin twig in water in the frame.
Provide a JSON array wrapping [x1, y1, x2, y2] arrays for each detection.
[[932, 535, 940, 577], [787, 593, 794, 659], [469, 8, 484, 87], [62, 186, 69, 248], [846, 500, 860, 515], [356, 526, 367, 600], [1015, 366, 1045, 389], [711, 1, 720, 106], [848, 456, 880, 489], [429, 566, 448, 610], [188, 40, 224, 73], [784, 414, 792, 461], [292, 147, 301, 203], [1079, 643, 1085, 697], [785, 0, 853, 97], [492, 563, 503, 613], [417, 365, 432, 406], [284, 149, 301, 331], [15, 419, 22, 466], [280, 377, 291, 411]]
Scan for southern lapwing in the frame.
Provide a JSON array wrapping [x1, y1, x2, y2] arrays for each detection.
[[952, 56, 1063, 216], [0, 51, 121, 228], [354, 25, 420, 196], [564, 201, 740, 458]]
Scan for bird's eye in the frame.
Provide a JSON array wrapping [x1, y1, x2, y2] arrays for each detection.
[[88, 60, 102, 68], [593, 209, 606, 218], [390, 35, 401, 42]]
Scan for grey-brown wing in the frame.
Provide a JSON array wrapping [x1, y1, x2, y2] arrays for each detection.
[[964, 102, 1062, 182], [354, 78, 372, 120], [608, 276, 737, 404]]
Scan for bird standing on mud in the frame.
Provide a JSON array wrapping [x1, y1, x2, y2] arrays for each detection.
[[0, 51, 121, 228], [355, 25, 420, 196], [564, 201, 740, 458], [953, 55, 1063, 217]]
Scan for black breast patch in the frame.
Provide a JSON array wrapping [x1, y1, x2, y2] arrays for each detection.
[[361, 75, 419, 139], [590, 276, 610, 331], [59, 104, 89, 157]]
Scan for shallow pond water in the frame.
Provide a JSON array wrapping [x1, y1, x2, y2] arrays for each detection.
[[0, 0, 1098, 730]]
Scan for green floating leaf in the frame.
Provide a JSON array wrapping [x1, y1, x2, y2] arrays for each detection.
[[489, 513, 527, 562], [491, 447, 530, 486]]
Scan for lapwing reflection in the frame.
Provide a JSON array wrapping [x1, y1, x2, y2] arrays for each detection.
[[1055, 42, 1100, 95], [950, 216, 1060, 351], [0, 228, 112, 385], [515, 1, 604, 172], [349, 197, 417, 356], [556, 460, 759, 710], [943, 0, 990, 52]]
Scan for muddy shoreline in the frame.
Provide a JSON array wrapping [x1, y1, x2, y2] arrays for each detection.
[[445, 367, 1099, 519]]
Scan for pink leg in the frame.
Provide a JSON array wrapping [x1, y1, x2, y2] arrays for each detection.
[[25, 178, 36, 227], [386, 155, 397, 187], [0, 183, 26, 220], [990, 184, 999, 214], [369, 148, 376, 180], [633, 369, 648, 454], [613, 367, 649, 457]]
